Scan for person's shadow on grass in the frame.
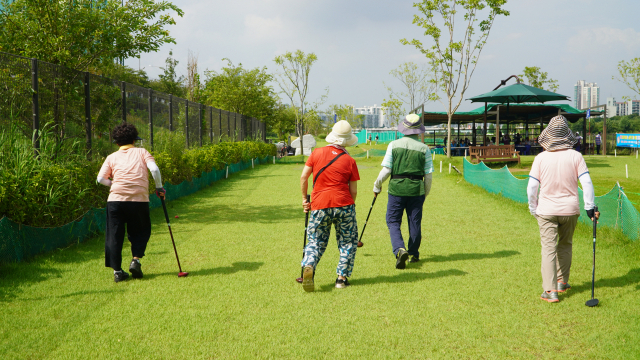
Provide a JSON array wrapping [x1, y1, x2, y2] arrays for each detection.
[[190, 261, 264, 276], [144, 262, 264, 279], [564, 268, 640, 298], [406, 250, 520, 269], [315, 269, 467, 292]]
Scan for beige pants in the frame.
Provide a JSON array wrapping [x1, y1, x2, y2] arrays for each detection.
[[536, 214, 579, 292]]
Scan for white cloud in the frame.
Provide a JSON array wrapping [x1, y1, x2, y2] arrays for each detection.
[[568, 27, 640, 54], [243, 14, 286, 42]]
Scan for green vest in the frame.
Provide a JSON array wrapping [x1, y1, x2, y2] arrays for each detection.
[[388, 136, 427, 197]]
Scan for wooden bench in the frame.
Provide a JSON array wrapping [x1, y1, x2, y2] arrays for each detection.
[[469, 145, 520, 164]]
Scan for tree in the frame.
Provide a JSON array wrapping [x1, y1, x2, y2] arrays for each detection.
[[384, 62, 436, 113], [98, 63, 151, 88], [401, 0, 509, 158], [381, 97, 404, 138], [0, 0, 183, 71], [203, 59, 277, 123], [185, 50, 203, 103], [520, 66, 558, 92], [274, 50, 325, 156], [150, 50, 186, 98], [613, 58, 640, 100], [270, 103, 297, 141], [326, 104, 363, 129]]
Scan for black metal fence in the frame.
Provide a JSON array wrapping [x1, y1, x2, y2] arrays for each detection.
[[0, 51, 267, 159]]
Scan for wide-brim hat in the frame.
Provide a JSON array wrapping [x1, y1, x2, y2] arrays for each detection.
[[398, 114, 425, 135], [325, 120, 358, 147], [538, 115, 577, 151]]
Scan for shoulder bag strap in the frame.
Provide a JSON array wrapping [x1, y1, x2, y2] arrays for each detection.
[[313, 152, 347, 189]]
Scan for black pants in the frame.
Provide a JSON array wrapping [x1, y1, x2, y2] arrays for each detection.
[[105, 202, 151, 271]]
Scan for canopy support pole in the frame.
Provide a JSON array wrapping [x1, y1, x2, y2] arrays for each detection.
[[472, 119, 476, 146], [582, 116, 587, 155], [457, 121, 460, 143], [496, 106, 500, 144], [484, 102, 488, 146], [603, 105, 607, 156]]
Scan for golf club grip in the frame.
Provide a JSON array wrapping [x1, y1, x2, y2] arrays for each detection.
[[161, 198, 170, 224]]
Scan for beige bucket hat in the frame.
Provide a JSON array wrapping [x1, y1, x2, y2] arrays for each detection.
[[325, 120, 358, 147]]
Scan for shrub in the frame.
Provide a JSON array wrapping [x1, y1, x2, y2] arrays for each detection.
[[0, 124, 276, 227], [317, 133, 327, 140]]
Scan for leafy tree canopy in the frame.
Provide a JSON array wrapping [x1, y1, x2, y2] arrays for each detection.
[[0, 0, 183, 71], [203, 59, 277, 125], [613, 58, 640, 100], [520, 66, 558, 92]]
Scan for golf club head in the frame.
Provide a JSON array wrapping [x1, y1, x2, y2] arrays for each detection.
[[178, 272, 189, 277], [586, 298, 599, 307], [296, 277, 303, 283], [357, 241, 364, 248]]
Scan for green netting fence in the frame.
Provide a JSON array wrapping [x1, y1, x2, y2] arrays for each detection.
[[0, 156, 271, 264], [463, 158, 640, 241], [356, 130, 402, 144]]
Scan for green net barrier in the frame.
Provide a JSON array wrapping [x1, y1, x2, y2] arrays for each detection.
[[275, 155, 307, 164], [356, 130, 402, 145], [0, 156, 271, 264], [352, 149, 387, 158], [463, 158, 640, 241]]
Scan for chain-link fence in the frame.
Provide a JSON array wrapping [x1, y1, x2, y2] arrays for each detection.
[[0, 51, 267, 159], [463, 158, 640, 241]]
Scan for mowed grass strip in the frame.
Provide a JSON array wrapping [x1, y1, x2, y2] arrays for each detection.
[[1, 158, 639, 359]]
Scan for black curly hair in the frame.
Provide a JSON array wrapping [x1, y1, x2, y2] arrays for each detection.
[[112, 123, 139, 146]]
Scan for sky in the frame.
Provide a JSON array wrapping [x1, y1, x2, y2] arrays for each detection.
[[126, 0, 640, 112]]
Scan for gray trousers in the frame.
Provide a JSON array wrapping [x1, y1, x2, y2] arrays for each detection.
[[536, 214, 579, 292]]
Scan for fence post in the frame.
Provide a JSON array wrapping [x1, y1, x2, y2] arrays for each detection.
[[148, 88, 153, 150], [209, 106, 213, 143], [185, 100, 190, 148], [227, 111, 230, 138], [121, 81, 126, 122], [31, 58, 40, 156], [169, 94, 173, 131], [218, 108, 222, 142], [199, 104, 203, 147], [84, 72, 92, 160]]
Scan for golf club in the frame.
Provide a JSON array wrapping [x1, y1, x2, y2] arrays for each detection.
[[296, 195, 311, 283], [160, 196, 188, 277], [358, 193, 378, 248], [586, 205, 599, 307]]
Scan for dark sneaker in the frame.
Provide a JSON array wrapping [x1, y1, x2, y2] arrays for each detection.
[[409, 255, 420, 263], [540, 291, 559, 303], [335, 278, 351, 289], [302, 265, 314, 292], [129, 259, 143, 279], [557, 282, 571, 293], [396, 248, 409, 269], [114, 270, 129, 283]]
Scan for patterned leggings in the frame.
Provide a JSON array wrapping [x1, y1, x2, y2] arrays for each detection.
[[301, 205, 358, 278]]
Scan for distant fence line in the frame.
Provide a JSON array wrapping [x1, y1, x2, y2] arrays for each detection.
[[0, 51, 266, 159]]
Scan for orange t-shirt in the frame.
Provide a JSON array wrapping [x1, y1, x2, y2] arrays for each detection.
[[98, 146, 155, 202], [306, 146, 360, 211]]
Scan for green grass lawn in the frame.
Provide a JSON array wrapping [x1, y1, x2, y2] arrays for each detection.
[[1, 157, 639, 359]]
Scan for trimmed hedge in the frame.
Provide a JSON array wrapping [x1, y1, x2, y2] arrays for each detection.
[[0, 140, 276, 227]]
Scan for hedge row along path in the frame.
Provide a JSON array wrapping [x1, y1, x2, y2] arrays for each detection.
[[1, 157, 639, 359]]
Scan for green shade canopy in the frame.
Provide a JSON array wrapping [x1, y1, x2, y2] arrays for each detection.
[[467, 83, 569, 104]]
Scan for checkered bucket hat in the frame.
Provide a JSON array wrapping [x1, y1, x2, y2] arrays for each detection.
[[538, 115, 577, 151]]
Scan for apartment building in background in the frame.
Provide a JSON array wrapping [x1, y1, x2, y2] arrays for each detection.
[[353, 104, 389, 128], [574, 81, 600, 110], [605, 97, 640, 117]]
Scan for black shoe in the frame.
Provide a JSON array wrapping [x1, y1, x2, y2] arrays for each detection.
[[114, 270, 130, 283], [129, 259, 143, 279], [396, 248, 409, 269], [409, 255, 420, 263], [335, 278, 351, 289]]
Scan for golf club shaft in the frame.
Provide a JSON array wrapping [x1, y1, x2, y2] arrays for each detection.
[[359, 194, 378, 242], [591, 205, 598, 299], [301, 195, 310, 278], [161, 197, 184, 273]]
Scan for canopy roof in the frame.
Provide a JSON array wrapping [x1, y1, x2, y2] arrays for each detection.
[[419, 104, 601, 125], [467, 83, 570, 104]]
